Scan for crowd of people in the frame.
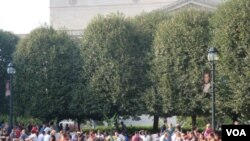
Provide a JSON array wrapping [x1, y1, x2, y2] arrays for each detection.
[[0, 122, 128, 141], [158, 122, 221, 141], [0, 120, 224, 141]]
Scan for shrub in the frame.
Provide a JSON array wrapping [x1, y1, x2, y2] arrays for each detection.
[[82, 126, 155, 136]]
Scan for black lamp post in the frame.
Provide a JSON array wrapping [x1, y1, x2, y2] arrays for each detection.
[[7, 62, 16, 133], [207, 47, 219, 131]]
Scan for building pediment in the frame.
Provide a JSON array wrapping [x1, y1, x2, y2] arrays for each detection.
[[162, 0, 220, 12]]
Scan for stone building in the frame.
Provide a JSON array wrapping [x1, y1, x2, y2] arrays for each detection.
[[50, 0, 222, 35]]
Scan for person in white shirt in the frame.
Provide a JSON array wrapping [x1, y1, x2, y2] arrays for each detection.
[[144, 131, 152, 141], [25, 129, 38, 141], [19, 129, 28, 141], [44, 131, 51, 141], [159, 132, 169, 141], [118, 133, 126, 141], [44, 125, 51, 134], [96, 130, 104, 141], [38, 131, 45, 141], [71, 133, 78, 141], [139, 130, 146, 141]]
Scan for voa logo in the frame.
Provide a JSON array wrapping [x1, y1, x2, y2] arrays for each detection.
[[226, 129, 246, 136]]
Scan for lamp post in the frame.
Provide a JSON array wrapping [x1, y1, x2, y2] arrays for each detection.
[[207, 47, 218, 131], [7, 62, 16, 133]]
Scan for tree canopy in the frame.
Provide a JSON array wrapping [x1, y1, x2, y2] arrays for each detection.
[[152, 9, 212, 122], [80, 13, 150, 119], [211, 0, 250, 121], [13, 27, 82, 121]]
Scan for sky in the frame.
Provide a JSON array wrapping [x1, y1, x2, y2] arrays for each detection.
[[0, 0, 49, 34]]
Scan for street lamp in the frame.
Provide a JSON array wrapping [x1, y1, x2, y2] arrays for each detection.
[[7, 62, 16, 133], [207, 47, 219, 131]]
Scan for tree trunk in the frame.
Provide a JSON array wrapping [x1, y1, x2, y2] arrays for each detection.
[[77, 119, 81, 131], [57, 117, 63, 125], [191, 115, 197, 130], [153, 115, 159, 131], [231, 111, 239, 124], [45, 117, 50, 124]]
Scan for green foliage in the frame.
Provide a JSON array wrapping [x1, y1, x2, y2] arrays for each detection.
[[83, 126, 153, 136], [153, 9, 212, 117], [15, 116, 42, 126], [0, 115, 42, 127], [0, 30, 18, 115], [82, 126, 114, 133], [177, 116, 208, 130], [133, 10, 171, 130], [177, 115, 233, 131], [211, 0, 250, 120], [13, 26, 82, 121], [103, 113, 118, 127], [133, 10, 170, 118], [0, 115, 8, 123], [133, 10, 169, 49], [81, 13, 150, 119]]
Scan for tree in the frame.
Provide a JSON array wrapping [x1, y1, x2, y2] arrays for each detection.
[[211, 0, 250, 121], [13, 27, 82, 121], [153, 9, 212, 127], [0, 30, 18, 116], [80, 13, 150, 120], [133, 10, 169, 130]]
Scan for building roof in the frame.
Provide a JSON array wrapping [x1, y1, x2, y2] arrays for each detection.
[[163, 0, 221, 12]]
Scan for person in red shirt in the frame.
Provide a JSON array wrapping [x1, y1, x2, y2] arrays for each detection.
[[15, 127, 21, 138], [204, 124, 214, 139], [87, 131, 96, 141], [132, 131, 142, 141]]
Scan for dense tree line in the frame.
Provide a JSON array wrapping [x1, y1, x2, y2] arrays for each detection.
[[0, 0, 249, 129]]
